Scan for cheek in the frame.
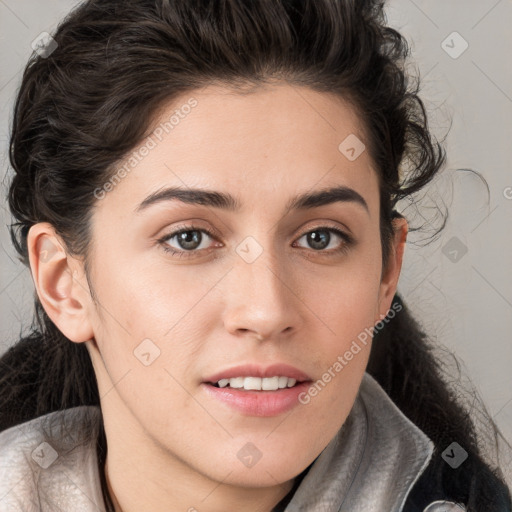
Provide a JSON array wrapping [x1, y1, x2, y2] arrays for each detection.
[[308, 255, 382, 338], [297, 250, 382, 405], [90, 255, 221, 375], [89, 258, 210, 427], [94, 252, 167, 330]]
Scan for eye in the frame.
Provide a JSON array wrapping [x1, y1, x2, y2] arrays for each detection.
[[293, 226, 353, 255], [158, 225, 218, 257], [157, 224, 354, 259]]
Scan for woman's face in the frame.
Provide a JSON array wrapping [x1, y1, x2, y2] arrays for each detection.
[[32, 83, 406, 495]]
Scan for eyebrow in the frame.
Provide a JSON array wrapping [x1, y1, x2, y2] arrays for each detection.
[[134, 185, 369, 215]]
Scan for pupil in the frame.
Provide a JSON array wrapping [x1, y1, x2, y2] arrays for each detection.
[[308, 230, 329, 250], [178, 230, 201, 250]]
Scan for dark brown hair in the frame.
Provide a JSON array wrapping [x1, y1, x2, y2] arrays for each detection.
[[2, 0, 510, 510]]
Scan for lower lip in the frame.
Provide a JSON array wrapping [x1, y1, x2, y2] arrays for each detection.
[[201, 381, 311, 417]]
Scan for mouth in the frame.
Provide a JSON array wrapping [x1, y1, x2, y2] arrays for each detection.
[[201, 364, 312, 417]]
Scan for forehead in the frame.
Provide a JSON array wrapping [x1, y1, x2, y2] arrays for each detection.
[[95, 83, 379, 218]]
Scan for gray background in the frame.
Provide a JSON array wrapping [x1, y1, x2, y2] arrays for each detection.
[[1, 0, 511, 480]]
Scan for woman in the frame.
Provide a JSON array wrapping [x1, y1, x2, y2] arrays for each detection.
[[0, 0, 510, 511]]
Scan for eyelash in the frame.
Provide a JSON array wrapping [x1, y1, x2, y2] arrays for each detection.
[[157, 224, 354, 259]]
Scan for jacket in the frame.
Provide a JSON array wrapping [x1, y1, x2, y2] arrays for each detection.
[[0, 372, 471, 511]]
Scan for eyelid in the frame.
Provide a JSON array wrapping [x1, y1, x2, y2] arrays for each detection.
[[297, 222, 353, 240]]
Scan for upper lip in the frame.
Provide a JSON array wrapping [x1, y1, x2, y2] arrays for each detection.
[[203, 363, 312, 384]]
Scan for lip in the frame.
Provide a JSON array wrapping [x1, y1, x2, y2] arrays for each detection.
[[201, 381, 312, 417], [202, 363, 312, 384]]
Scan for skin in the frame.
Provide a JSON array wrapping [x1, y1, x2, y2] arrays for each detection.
[[27, 82, 408, 512]]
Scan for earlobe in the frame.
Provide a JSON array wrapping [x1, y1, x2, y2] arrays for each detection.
[[376, 217, 408, 322], [27, 222, 95, 343]]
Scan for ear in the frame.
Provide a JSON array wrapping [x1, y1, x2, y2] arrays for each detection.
[[375, 216, 408, 323], [27, 222, 95, 343]]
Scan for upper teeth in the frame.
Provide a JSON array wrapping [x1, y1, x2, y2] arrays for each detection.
[[216, 376, 297, 391]]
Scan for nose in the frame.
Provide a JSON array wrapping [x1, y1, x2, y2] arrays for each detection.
[[221, 241, 304, 342]]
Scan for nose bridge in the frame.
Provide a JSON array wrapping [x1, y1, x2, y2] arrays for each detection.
[[235, 234, 290, 308], [222, 233, 302, 338]]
